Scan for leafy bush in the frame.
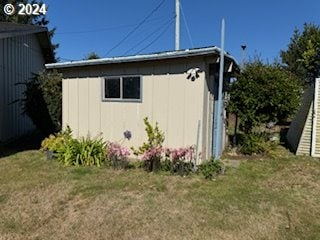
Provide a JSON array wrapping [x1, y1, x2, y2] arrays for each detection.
[[132, 117, 165, 172], [198, 158, 224, 180], [41, 126, 72, 152], [238, 133, 276, 155], [23, 70, 62, 135], [57, 136, 106, 167], [228, 60, 302, 134]]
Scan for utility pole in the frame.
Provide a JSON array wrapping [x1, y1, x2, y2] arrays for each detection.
[[214, 18, 225, 160], [175, 0, 180, 50]]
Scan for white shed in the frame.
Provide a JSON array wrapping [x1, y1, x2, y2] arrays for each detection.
[[46, 47, 239, 161], [0, 22, 54, 143]]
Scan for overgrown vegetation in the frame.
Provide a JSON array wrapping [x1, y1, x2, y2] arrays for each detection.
[[238, 132, 277, 155], [227, 59, 302, 155], [23, 70, 62, 135], [228, 60, 302, 134]]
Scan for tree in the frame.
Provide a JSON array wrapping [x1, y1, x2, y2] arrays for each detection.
[[84, 52, 100, 60], [228, 60, 302, 134], [0, 0, 58, 61], [23, 70, 62, 135], [281, 23, 320, 84]]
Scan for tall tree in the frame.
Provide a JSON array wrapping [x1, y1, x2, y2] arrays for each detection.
[[281, 23, 320, 84], [0, 0, 58, 61], [228, 59, 302, 134]]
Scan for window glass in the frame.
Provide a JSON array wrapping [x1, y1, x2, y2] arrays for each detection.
[[105, 78, 120, 98], [123, 76, 140, 99]]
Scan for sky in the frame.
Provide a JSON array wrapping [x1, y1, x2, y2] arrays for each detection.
[[43, 0, 320, 64]]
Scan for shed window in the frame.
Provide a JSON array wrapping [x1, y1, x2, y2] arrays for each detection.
[[103, 76, 141, 101]]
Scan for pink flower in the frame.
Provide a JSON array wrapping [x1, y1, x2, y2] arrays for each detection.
[[142, 147, 162, 161], [107, 142, 131, 161]]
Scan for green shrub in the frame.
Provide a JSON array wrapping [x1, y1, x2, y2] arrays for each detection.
[[41, 126, 72, 152], [132, 117, 165, 172], [23, 70, 62, 135], [238, 133, 276, 155], [57, 136, 106, 167], [198, 158, 224, 180]]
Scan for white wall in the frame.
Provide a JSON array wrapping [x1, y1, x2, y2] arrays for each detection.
[[62, 58, 209, 159]]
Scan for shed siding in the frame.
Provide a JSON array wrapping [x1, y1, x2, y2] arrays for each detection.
[[287, 85, 313, 155], [296, 103, 312, 155], [0, 34, 44, 142], [62, 59, 207, 158], [312, 78, 320, 156]]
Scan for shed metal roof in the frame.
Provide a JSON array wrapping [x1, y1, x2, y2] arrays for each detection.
[[45, 46, 239, 70], [0, 22, 54, 63]]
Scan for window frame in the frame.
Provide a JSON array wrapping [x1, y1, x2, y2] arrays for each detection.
[[102, 75, 142, 102]]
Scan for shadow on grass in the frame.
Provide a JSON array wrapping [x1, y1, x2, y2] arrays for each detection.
[[0, 130, 45, 158]]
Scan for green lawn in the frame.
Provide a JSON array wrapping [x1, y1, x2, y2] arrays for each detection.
[[0, 149, 320, 240]]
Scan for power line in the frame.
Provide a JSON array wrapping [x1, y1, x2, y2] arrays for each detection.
[[180, 2, 194, 48], [124, 15, 175, 55], [55, 16, 169, 35], [103, 0, 166, 57], [11, 38, 76, 62], [135, 17, 174, 55]]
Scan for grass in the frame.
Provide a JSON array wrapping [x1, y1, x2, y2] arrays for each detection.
[[0, 148, 320, 239]]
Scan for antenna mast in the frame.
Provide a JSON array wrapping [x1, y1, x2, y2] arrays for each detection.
[[175, 0, 180, 50]]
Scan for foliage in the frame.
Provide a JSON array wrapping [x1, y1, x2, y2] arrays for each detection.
[[132, 117, 165, 156], [57, 136, 106, 167], [238, 132, 277, 155], [281, 23, 320, 84], [0, 0, 58, 60], [84, 52, 100, 60], [106, 142, 131, 169], [132, 117, 165, 172], [198, 158, 224, 180], [228, 59, 302, 133], [41, 126, 72, 152], [23, 70, 62, 135]]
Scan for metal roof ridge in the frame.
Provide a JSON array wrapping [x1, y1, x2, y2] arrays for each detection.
[[46, 46, 237, 69]]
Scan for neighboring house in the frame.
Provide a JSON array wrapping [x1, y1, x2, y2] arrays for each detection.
[[287, 78, 320, 157], [46, 47, 238, 161], [0, 22, 54, 143]]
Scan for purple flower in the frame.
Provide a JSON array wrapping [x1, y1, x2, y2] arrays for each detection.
[[123, 130, 132, 140]]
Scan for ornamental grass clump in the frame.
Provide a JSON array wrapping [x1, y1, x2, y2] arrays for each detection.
[[57, 136, 106, 167]]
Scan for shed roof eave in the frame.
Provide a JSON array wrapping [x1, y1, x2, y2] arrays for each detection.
[[45, 46, 238, 70]]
